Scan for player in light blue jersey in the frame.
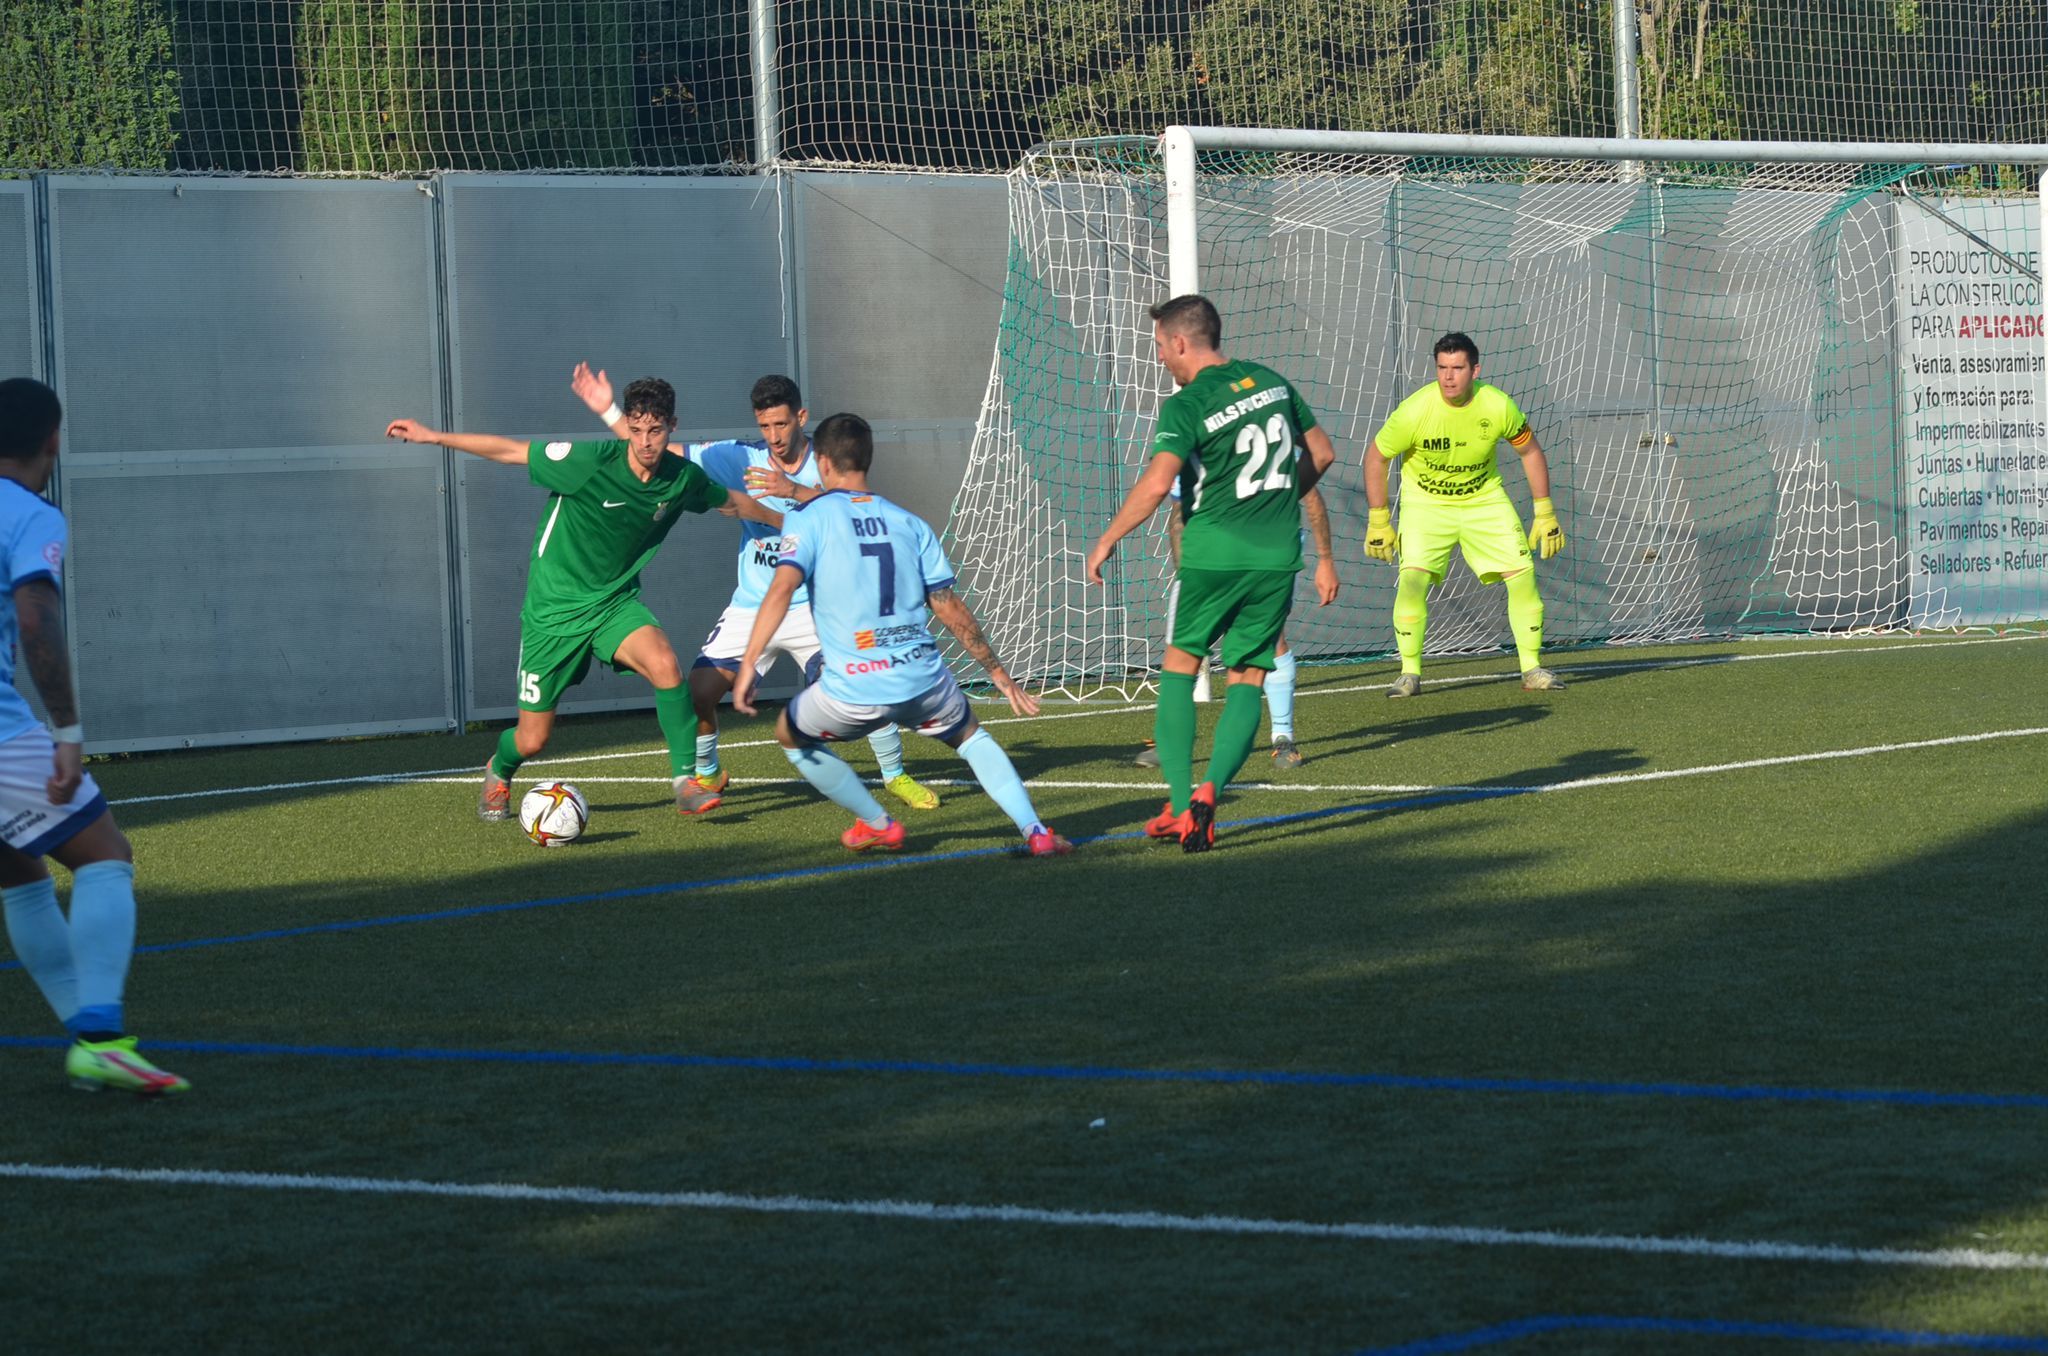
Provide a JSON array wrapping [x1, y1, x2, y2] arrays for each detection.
[[732, 413, 1072, 857], [0, 379, 188, 1096], [573, 365, 935, 816]]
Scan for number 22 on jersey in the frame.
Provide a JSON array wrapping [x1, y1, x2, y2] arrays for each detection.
[[1190, 412, 1296, 511]]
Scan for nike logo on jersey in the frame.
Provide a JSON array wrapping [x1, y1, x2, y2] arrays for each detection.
[[602, 500, 628, 508]]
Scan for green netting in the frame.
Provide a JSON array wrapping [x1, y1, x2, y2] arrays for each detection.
[[948, 140, 2048, 694]]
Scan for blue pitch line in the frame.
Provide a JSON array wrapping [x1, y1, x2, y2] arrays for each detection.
[[0, 784, 1525, 976], [1356, 1314, 2048, 1354], [0, 1035, 2043, 1112]]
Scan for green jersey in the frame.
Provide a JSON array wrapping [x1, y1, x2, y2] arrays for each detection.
[[521, 438, 727, 634], [1373, 382, 1533, 504], [1150, 359, 1320, 571]]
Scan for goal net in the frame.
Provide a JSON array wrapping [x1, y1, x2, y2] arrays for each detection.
[[946, 133, 2048, 695]]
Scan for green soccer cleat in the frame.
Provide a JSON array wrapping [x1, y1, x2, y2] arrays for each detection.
[[1269, 737, 1304, 770], [883, 772, 941, 812], [1521, 666, 1566, 691], [66, 1037, 190, 1098], [1386, 673, 1421, 699]]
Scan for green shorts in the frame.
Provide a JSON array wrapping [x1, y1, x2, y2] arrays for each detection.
[[515, 595, 662, 712], [1399, 489, 1534, 585], [1170, 567, 1296, 671]]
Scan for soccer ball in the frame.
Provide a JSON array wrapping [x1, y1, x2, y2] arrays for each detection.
[[518, 780, 588, 847]]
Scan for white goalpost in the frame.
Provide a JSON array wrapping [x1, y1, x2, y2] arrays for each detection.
[[946, 128, 2048, 697]]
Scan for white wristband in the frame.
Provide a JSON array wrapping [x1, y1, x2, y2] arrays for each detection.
[[600, 402, 624, 427], [51, 723, 82, 745]]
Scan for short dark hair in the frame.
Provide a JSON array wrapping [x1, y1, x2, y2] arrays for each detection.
[[0, 378, 61, 461], [750, 374, 803, 414], [1434, 332, 1480, 365], [1149, 294, 1222, 350], [621, 377, 676, 424], [812, 413, 873, 473]]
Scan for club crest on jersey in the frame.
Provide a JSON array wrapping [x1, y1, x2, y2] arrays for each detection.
[[544, 441, 573, 461], [41, 541, 61, 568], [1477, 418, 1493, 433]]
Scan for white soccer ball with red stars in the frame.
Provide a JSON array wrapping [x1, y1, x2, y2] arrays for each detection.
[[518, 780, 589, 847]]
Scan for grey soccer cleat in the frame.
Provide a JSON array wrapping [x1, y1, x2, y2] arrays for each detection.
[[1134, 741, 1161, 769], [1521, 666, 1565, 691], [479, 764, 512, 821], [1269, 737, 1304, 770], [1386, 673, 1421, 699]]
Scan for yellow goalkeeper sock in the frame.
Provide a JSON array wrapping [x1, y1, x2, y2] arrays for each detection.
[[1392, 570, 1430, 674], [1505, 568, 1545, 671]]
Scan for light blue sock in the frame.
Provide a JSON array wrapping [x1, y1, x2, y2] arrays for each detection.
[[695, 733, 720, 778], [956, 727, 1045, 838], [67, 860, 136, 1037], [1267, 648, 1298, 741], [783, 746, 892, 829], [3, 878, 77, 1029], [866, 724, 905, 781]]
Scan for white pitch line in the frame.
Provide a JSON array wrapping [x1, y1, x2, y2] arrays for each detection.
[[104, 633, 2041, 809], [384, 728, 2048, 801], [2, 1162, 2041, 1272]]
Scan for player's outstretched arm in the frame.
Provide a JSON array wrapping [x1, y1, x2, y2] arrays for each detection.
[[1085, 453, 1181, 584], [16, 579, 82, 804], [732, 566, 802, 716], [929, 586, 1038, 716], [386, 420, 530, 465], [1517, 434, 1567, 559], [722, 490, 782, 528]]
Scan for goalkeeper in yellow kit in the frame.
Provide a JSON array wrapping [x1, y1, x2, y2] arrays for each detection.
[[1362, 332, 1566, 696]]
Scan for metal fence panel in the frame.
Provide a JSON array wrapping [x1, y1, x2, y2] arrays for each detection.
[[44, 179, 455, 750], [64, 451, 456, 750], [441, 175, 793, 719]]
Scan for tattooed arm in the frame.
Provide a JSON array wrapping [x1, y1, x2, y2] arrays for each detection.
[[16, 578, 82, 802], [927, 586, 1039, 716]]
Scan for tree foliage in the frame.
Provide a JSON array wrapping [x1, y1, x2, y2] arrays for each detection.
[[1, 0, 180, 170]]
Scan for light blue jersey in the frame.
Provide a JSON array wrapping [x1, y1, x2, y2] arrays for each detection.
[[776, 489, 955, 705], [0, 480, 66, 744], [686, 439, 820, 608]]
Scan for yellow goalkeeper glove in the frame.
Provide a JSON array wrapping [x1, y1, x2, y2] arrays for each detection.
[[1527, 497, 1565, 559], [1363, 507, 1399, 563]]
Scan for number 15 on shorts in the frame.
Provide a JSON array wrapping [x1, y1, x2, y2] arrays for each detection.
[[520, 670, 542, 704]]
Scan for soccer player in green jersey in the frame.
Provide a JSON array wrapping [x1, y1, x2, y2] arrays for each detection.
[[386, 378, 780, 820], [1362, 332, 1567, 697], [1085, 295, 1339, 852]]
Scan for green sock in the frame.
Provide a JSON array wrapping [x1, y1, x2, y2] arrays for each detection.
[[1202, 682, 1265, 794], [1505, 569, 1545, 671], [489, 727, 523, 782], [654, 684, 694, 778], [1393, 570, 1431, 675], [1155, 671, 1197, 813]]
